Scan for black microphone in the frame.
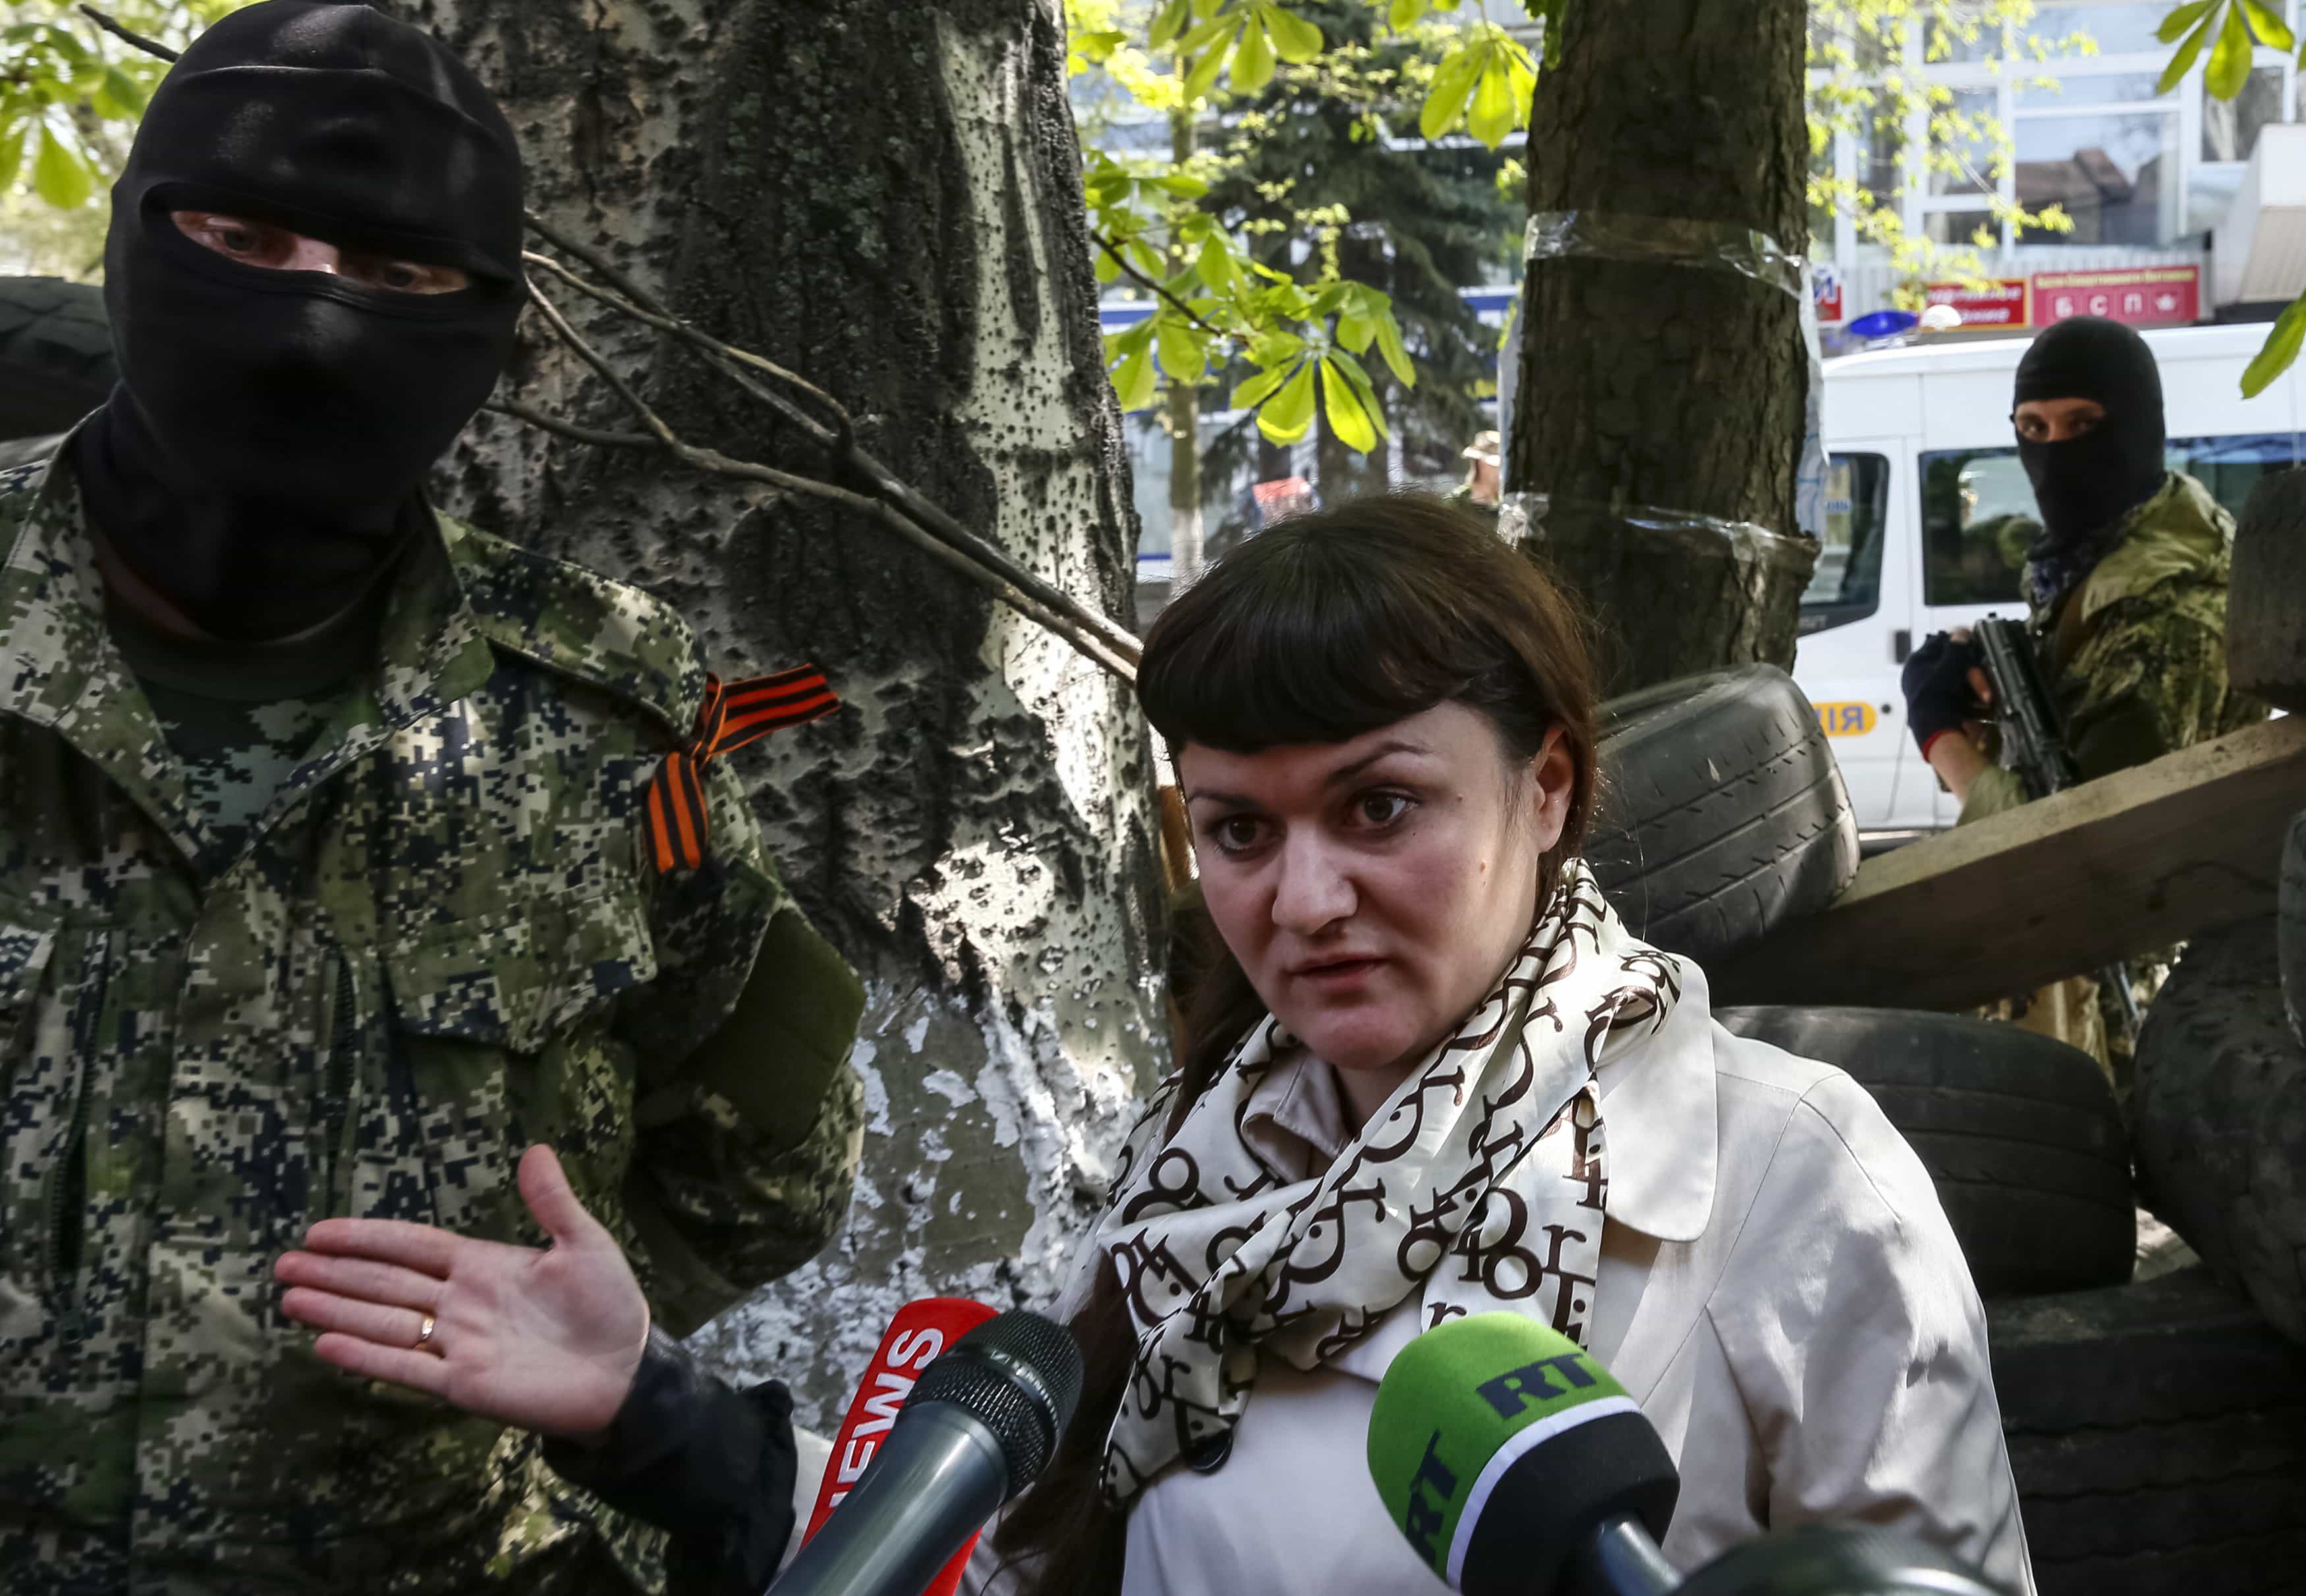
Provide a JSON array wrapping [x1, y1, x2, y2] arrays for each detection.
[[768, 1308, 1083, 1596], [1367, 1314, 2008, 1596]]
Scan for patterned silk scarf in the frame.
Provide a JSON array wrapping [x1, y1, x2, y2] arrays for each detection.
[[1077, 862, 1683, 1504]]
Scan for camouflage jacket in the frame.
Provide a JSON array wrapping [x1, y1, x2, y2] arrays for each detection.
[[0, 447, 866, 1593], [1961, 470, 2268, 823]]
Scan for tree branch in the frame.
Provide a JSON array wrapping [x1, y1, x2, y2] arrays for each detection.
[[1091, 229, 1228, 341], [516, 234, 1143, 668], [483, 398, 654, 451], [78, 5, 177, 62], [519, 284, 1138, 684], [519, 251, 844, 444], [518, 221, 852, 433]]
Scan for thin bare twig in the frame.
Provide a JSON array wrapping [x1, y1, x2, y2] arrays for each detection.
[[517, 223, 853, 431], [520, 284, 1138, 684], [78, 5, 177, 62], [484, 398, 654, 451], [1090, 229, 1227, 341], [518, 238, 1143, 667], [520, 252, 841, 443]]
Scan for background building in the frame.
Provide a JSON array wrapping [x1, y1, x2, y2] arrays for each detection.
[[1815, 0, 2306, 335]]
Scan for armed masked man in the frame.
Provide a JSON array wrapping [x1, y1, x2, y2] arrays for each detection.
[[1899, 316, 2267, 1074], [0, 3, 865, 1591]]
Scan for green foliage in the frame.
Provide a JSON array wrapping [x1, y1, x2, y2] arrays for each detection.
[[1164, 0, 1329, 103], [1196, 13, 1507, 483], [2158, 1, 2306, 393], [1808, 1, 2083, 302], [1078, 1, 1488, 456], [0, 3, 239, 228], [2241, 292, 2306, 398], [1413, 20, 1535, 146], [2157, 0, 2297, 98]]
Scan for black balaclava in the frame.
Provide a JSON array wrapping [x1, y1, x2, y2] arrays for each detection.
[[74, 0, 525, 642], [2011, 315, 2167, 613]]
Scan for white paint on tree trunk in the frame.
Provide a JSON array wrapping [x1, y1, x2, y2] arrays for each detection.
[[683, 13, 1162, 1427], [416, 0, 1159, 1425]]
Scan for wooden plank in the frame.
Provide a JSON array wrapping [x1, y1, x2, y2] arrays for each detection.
[[1708, 716, 2306, 1012]]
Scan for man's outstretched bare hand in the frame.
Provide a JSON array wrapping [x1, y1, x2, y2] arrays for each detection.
[[275, 1143, 649, 1442]]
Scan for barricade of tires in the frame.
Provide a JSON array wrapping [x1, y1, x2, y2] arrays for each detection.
[[0, 275, 114, 447], [1713, 1006, 2133, 1298], [1590, 666, 2306, 1596], [2122, 805, 2306, 1365], [1988, 1266, 2306, 1595], [1585, 665, 1859, 968]]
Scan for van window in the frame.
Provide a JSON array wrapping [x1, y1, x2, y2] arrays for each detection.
[[1798, 452, 1889, 634], [1920, 432, 2298, 606]]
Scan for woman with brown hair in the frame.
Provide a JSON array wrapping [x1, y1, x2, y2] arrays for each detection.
[[989, 495, 2031, 1595], [269, 495, 2031, 1596]]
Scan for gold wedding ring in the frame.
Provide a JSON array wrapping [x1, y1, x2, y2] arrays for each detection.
[[413, 1313, 437, 1352]]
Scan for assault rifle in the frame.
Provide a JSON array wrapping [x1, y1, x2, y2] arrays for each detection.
[[1973, 615, 2145, 1036]]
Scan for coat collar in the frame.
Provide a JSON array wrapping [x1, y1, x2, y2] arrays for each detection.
[[1240, 1047, 1354, 1182], [1592, 952, 1719, 1243]]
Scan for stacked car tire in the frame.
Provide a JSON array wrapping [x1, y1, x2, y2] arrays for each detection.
[[0, 276, 114, 456], [1587, 665, 2306, 1596]]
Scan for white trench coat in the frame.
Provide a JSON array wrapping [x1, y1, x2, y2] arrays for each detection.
[[819, 962, 2038, 1596]]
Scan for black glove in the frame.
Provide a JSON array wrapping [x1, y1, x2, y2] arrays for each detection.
[[1901, 631, 1984, 755]]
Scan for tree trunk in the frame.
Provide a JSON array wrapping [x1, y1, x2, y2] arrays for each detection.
[[1509, 0, 1816, 697], [405, 0, 1163, 1422]]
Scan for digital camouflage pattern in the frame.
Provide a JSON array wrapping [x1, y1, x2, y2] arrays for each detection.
[[0, 443, 866, 1593], [1960, 471, 2268, 1074]]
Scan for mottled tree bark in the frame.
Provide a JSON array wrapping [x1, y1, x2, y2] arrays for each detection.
[[405, 0, 1162, 1421], [1509, 0, 1816, 695]]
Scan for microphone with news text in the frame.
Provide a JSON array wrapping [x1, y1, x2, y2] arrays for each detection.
[[770, 1303, 1083, 1596], [1366, 1314, 2010, 1596], [795, 1298, 999, 1596]]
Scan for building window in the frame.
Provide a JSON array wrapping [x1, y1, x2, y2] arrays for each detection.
[[1928, 86, 2001, 195], [2013, 108, 2181, 246], [2027, 1, 2184, 57], [1925, 209, 1998, 246], [2202, 66, 2288, 161]]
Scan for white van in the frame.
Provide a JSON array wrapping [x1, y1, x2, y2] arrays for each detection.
[[1799, 323, 2302, 840]]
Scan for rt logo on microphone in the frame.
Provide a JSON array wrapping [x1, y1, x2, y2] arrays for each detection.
[[1475, 1350, 1600, 1418], [1401, 1433, 1461, 1562]]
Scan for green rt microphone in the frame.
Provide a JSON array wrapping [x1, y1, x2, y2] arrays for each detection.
[[1367, 1315, 2012, 1596], [1366, 1314, 1678, 1596]]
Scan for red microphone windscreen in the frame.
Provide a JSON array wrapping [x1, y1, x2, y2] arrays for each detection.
[[803, 1296, 1000, 1596]]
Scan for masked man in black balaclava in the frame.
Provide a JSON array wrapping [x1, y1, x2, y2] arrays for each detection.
[[1898, 315, 2267, 1072], [0, 5, 864, 1591]]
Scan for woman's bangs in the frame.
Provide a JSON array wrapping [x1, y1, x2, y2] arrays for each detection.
[[1140, 547, 1469, 754]]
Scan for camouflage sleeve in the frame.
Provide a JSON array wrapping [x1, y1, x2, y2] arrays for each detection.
[[619, 756, 866, 1338], [1954, 763, 2028, 827], [2062, 592, 2247, 783]]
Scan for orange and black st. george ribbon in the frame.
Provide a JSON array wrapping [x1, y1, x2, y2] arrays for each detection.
[[646, 665, 839, 873]]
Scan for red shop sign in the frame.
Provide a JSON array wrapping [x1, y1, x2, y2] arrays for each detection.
[[2032, 265, 2200, 328], [1922, 277, 2029, 327]]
